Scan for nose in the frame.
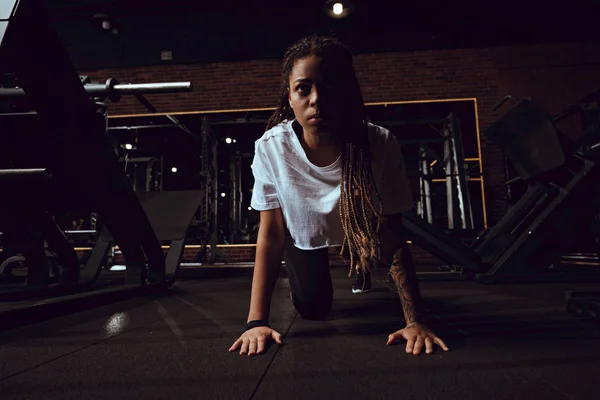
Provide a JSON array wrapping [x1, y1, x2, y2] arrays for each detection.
[[309, 86, 320, 108]]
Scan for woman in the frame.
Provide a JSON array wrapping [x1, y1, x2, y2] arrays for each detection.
[[229, 35, 448, 357]]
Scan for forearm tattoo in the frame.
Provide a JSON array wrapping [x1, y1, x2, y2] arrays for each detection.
[[377, 215, 425, 325], [389, 245, 424, 325]]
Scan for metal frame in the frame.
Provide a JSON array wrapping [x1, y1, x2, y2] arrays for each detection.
[[229, 151, 243, 244], [198, 116, 232, 263], [378, 115, 479, 233], [117, 156, 163, 193], [0, 0, 195, 306], [417, 148, 433, 224], [445, 113, 474, 230]]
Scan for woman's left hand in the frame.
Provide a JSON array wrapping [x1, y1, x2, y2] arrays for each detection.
[[387, 322, 449, 355]]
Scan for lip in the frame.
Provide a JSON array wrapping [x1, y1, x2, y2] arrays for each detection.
[[308, 114, 327, 124]]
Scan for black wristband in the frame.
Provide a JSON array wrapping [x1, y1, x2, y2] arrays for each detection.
[[246, 320, 269, 330]]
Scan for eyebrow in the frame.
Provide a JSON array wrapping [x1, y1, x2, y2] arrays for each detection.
[[293, 78, 312, 84]]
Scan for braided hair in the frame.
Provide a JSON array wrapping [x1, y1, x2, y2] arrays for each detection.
[[266, 35, 383, 275]]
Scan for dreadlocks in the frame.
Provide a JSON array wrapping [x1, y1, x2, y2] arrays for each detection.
[[266, 34, 383, 276]]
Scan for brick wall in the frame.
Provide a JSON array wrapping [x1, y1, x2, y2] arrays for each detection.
[[81, 41, 600, 267], [82, 46, 506, 225]]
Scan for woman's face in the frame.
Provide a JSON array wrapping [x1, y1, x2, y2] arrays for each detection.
[[288, 54, 347, 137]]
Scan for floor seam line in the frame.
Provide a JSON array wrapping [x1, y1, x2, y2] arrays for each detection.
[[248, 312, 299, 400]]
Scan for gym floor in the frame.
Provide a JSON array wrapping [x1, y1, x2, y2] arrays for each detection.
[[1, 267, 599, 400]]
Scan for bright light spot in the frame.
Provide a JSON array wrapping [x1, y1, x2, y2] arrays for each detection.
[[233, 139, 237, 143], [225, 138, 233, 144], [250, 164, 253, 169], [333, 2, 344, 15], [248, 207, 252, 211], [221, 192, 226, 197], [124, 143, 133, 150], [171, 167, 178, 173], [110, 265, 126, 271], [104, 312, 130, 336]]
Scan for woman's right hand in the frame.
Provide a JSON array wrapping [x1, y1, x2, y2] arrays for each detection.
[[229, 326, 283, 356]]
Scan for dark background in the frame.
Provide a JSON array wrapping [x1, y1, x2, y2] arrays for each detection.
[[5, 0, 599, 251], [45, 0, 600, 70]]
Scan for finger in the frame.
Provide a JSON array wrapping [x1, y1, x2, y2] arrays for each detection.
[[240, 338, 249, 355], [387, 334, 397, 345], [425, 338, 434, 355], [405, 338, 415, 353], [229, 338, 243, 352], [272, 331, 283, 345], [434, 337, 450, 351], [256, 337, 266, 354], [412, 338, 424, 355], [248, 339, 257, 356]]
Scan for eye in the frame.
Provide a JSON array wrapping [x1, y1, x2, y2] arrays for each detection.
[[296, 84, 310, 95]]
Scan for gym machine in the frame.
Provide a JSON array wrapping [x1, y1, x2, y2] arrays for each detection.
[[396, 92, 600, 287], [384, 115, 478, 234], [471, 94, 600, 283], [0, 0, 201, 328], [380, 116, 482, 279]]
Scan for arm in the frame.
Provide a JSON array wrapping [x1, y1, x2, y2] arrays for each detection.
[[379, 213, 424, 325], [389, 240, 423, 326], [373, 130, 447, 354], [230, 141, 286, 356], [380, 213, 449, 354], [247, 208, 286, 323]]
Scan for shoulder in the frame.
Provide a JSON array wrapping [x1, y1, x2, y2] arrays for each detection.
[[367, 122, 394, 143], [367, 123, 399, 157], [255, 120, 295, 153]]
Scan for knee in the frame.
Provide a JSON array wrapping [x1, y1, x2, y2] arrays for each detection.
[[293, 296, 332, 321]]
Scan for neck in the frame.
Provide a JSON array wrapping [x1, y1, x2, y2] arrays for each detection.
[[294, 122, 341, 167], [302, 131, 337, 150]]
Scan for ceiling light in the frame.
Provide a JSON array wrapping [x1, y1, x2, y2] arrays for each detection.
[[93, 13, 113, 31], [324, 0, 353, 19], [120, 143, 136, 151]]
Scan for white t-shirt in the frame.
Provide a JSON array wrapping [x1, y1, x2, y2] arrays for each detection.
[[250, 120, 413, 250]]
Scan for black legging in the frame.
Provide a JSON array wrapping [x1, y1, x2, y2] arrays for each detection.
[[283, 237, 334, 320]]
